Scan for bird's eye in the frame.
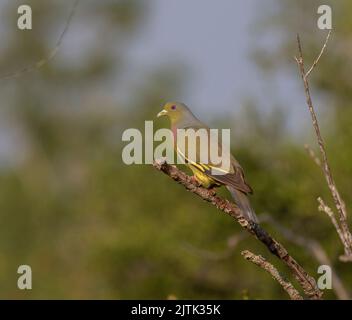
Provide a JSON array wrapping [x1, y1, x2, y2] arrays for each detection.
[[171, 105, 176, 110]]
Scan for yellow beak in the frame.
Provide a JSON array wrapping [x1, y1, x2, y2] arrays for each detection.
[[157, 109, 168, 118]]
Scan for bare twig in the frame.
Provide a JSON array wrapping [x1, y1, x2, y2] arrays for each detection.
[[241, 250, 303, 300], [317, 198, 352, 262], [317, 198, 345, 244], [153, 159, 323, 299], [295, 32, 352, 261], [304, 144, 321, 168], [261, 214, 350, 300], [305, 30, 332, 78], [0, 0, 80, 80]]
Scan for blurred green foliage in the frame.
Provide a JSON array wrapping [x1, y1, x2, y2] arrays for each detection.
[[0, 0, 351, 299]]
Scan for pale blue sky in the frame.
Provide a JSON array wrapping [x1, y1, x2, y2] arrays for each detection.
[[126, 0, 304, 122]]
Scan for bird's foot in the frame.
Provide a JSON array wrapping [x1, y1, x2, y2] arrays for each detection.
[[189, 176, 201, 187], [207, 187, 217, 196]]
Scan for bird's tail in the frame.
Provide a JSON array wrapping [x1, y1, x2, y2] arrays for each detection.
[[226, 186, 259, 223]]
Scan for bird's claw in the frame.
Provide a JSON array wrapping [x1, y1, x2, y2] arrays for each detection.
[[208, 187, 217, 196], [190, 176, 201, 186]]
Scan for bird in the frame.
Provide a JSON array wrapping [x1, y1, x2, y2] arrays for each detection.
[[157, 102, 258, 223]]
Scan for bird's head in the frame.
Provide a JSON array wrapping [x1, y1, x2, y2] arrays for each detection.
[[157, 102, 190, 123]]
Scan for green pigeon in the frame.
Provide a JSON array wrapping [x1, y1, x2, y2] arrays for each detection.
[[157, 102, 258, 223]]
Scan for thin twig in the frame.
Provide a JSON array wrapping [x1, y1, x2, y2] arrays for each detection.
[[305, 30, 332, 78], [304, 144, 321, 168], [261, 213, 350, 300], [241, 250, 303, 300], [153, 159, 323, 299], [317, 198, 352, 262], [295, 32, 352, 260], [0, 0, 80, 80]]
